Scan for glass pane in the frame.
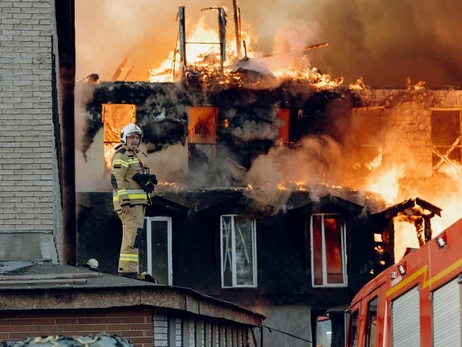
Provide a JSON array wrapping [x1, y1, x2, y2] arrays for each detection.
[[312, 215, 323, 285], [348, 310, 359, 347], [366, 298, 378, 347], [221, 216, 233, 287], [234, 216, 254, 286], [151, 220, 169, 284], [316, 316, 332, 347], [324, 217, 344, 284]]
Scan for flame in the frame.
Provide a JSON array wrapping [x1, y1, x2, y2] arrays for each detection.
[[366, 166, 404, 204], [149, 17, 255, 83], [365, 161, 462, 260], [393, 221, 418, 261], [147, 16, 343, 88]]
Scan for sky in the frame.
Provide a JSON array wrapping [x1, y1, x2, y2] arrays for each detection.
[[75, 0, 462, 88]]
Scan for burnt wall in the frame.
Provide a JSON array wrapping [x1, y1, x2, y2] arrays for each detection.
[[79, 82, 361, 187]]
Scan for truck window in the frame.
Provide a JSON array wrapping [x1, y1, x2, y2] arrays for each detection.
[[347, 310, 359, 347], [316, 315, 332, 347], [366, 297, 378, 347]]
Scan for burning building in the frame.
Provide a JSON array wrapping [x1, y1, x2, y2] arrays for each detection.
[[73, 4, 462, 347]]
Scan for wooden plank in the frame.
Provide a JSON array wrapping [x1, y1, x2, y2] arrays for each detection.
[[0, 272, 99, 281], [0, 279, 88, 286]]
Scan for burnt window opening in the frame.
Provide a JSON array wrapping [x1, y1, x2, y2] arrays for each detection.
[[187, 106, 218, 144], [187, 106, 218, 178], [351, 108, 384, 173], [220, 215, 257, 288], [431, 110, 462, 172], [102, 103, 136, 170], [139, 217, 173, 285], [310, 214, 347, 287], [276, 108, 290, 144]]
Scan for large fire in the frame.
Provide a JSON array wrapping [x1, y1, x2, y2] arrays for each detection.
[[366, 163, 462, 260], [95, 7, 461, 263], [148, 13, 338, 89]]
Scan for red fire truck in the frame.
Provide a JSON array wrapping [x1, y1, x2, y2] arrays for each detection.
[[342, 217, 462, 346]]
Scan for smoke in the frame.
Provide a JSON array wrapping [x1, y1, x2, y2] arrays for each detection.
[[76, 0, 462, 88], [74, 82, 99, 155], [230, 107, 282, 142], [244, 135, 345, 209], [243, 0, 462, 88]]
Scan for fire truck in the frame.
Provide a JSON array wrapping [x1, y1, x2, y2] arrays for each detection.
[[316, 217, 462, 346], [340, 217, 462, 346]]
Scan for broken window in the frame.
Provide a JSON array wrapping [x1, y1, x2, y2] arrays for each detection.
[[140, 217, 172, 285], [220, 215, 257, 288], [311, 214, 347, 287], [351, 108, 384, 171], [431, 110, 461, 172]]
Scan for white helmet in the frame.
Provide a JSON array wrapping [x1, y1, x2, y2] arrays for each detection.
[[87, 258, 99, 270], [120, 123, 143, 146]]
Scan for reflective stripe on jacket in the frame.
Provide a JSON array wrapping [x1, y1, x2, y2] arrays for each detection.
[[111, 146, 149, 211]]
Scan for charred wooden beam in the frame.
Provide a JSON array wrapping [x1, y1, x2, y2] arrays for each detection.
[[375, 197, 441, 219], [218, 7, 227, 75], [178, 6, 187, 80], [232, 0, 241, 58], [111, 55, 129, 81], [433, 135, 461, 171]]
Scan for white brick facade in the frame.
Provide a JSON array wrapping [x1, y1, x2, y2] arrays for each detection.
[[0, 0, 60, 261]]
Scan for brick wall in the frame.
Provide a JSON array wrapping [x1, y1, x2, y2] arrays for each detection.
[[0, 308, 153, 346], [0, 0, 60, 261]]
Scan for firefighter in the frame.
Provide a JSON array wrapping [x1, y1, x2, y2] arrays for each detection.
[[111, 123, 157, 279]]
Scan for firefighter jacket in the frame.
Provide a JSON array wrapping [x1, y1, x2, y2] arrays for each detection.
[[111, 146, 150, 211]]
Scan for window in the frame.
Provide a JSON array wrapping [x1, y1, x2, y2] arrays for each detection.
[[351, 108, 384, 172], [220, 215, 257, 288], [431, 110, 461, 172], [142, 217, 173, 285], [347, 310, 359, 347], [101, 103, 136, 170], [310, 214, 347, 287], [366, 297, 378, 347]]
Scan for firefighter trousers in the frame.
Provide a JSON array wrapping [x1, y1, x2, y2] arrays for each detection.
[[117, 205, 145, 274]]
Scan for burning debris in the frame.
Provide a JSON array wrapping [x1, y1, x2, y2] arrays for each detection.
[[376, 198, 442, 248]]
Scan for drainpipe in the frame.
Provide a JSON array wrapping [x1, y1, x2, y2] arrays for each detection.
[[55, 0, 76, 265]]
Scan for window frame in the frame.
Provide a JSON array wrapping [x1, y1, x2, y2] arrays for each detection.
[[347, 309, 359, 347], [310, 213, 348, 288], [365, 296, 378, 347], [220, 214, 258, 288], [145, 216, 173, 285], [430, 109, 462, 172]]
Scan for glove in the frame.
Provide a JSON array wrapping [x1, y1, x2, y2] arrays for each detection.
[[132, 173, 155, 194]]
